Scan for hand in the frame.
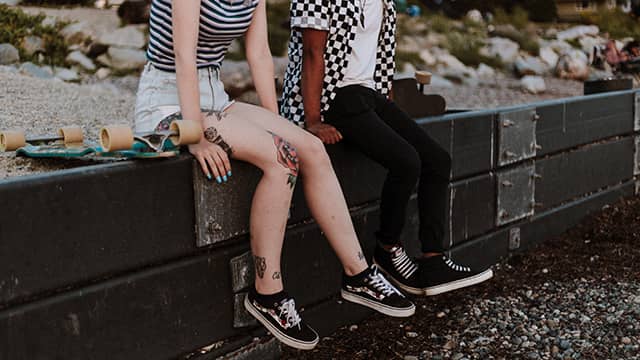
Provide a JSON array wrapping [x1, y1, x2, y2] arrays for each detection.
[[189, 138, 232, 183], [306, 122, 343, 144]]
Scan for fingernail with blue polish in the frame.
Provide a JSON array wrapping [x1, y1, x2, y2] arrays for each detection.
[[216, 176, 222, 183], [223, 175, 228, 182], [227, 171, 232, 177], [206, 174, 212, 181]]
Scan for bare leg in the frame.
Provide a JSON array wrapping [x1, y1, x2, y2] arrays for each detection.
[[224, 103, 368, 276], [201, 110, 296, 295]]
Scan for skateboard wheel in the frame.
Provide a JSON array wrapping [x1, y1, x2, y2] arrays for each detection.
[[415, 70, 432, 85], [0, 130, 26, 151], [100, 125, 134, 152], [169, 120, 202, 146], [58, 127, 84, 144]]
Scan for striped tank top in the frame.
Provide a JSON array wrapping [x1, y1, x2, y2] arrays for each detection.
[[146, 0, 259, 72]]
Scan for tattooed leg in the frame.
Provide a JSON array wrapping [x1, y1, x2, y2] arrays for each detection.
[[268, 131, 299, 189], [204, 126, 234, 156], [272, 271, 281, 280]]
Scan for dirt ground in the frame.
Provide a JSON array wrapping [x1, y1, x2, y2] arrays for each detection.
[[282, 196, 640, 360]]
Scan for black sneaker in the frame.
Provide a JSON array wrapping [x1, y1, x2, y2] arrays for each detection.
[[244, 290, 319, 350], [373, 244, 424, 295], [418, 255, 493, 296], [341, 264, 416, 317]]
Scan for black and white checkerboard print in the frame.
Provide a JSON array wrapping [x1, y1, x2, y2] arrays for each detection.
[[281, 0, 397, 127]]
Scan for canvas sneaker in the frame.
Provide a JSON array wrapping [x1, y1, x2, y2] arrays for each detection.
[[244, 290, 319, 350], [341, 264, 416, 317], [373, 244, 424, 295], [418, 255, 493, 296]]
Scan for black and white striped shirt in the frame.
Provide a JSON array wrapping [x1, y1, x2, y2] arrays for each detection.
[[146, 0, 259, 72]]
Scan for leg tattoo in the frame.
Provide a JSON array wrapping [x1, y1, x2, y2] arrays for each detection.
[[272, 271, 281, 280], [357, 251, 365, 261], [204, 126, 233, 156], [254, 255, 267, 279], [268, 131, 299, 189]]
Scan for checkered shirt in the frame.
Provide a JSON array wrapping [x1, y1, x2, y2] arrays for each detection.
[[280, 0, 397, 127]]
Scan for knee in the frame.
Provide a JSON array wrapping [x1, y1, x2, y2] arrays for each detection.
[[264, 135, 300, 188], [300, 135, 332, 169]]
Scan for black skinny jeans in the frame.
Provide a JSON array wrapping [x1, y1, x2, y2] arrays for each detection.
[[324, 85, 451, 253]]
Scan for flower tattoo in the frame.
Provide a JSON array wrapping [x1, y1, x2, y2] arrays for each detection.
[[269, 131, 299, 189]]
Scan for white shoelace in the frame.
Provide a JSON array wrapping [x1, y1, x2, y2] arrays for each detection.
[[390, 246, 418, 279], [278, 298, 302, 330], [368, 267, 402, 297], [444, 257, 471, 272]]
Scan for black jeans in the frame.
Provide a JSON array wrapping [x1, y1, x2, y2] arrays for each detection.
[[324, 85, 451, 253]]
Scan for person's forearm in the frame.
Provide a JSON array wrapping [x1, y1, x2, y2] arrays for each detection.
[[301, 49, 324, 125], [247, 48, 278, 113], [175, 53, 203, 125]]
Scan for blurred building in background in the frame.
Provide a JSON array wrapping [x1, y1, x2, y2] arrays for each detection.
[[556, 0, 632, 21]]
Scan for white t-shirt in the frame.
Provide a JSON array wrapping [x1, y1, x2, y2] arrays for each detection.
[[338, 0, 383, 89]]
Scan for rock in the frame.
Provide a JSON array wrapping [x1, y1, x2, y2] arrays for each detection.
[[66, 51, 96, 71], [514, 55, 548, 76], [559, 339, 571, 350], [406, 331, 419, 338], [21, 36, 44, 57], [466, 9, 483, 23], [555, 50, 589, 80], [41, 16, 57, 28], [621, 337, 631, 344], [19, 62, 54, 79], [579, 36, 605, 54], [403, 356, 418, 360], [106, 47, 146, 71], [419, 49, 436, 67], [491, 24, 521, 41], [0, 65, 18, 74], [0, 44, 20, 65], [539, 47, 559, 68], [521, 76, 546, 94], [118, 0, 151, 24], [61, 22, 93, 45], [557, 25, 600, 41], [54, 67, 80, 82], [0, 0, 20, 4], [95, 67, 112, 80], [549, 40, 573, 54], [86, 43, 109, 58], [480, 37, 520, 64], [98, 25, 146, 49], [96, 53, 112, 68]]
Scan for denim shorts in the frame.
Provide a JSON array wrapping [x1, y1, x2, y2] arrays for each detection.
[[134, 62, 235, 132]]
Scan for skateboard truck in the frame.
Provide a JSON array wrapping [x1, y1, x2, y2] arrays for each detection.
[[1, 127, 84, 152], [100, 120, 202, 153]]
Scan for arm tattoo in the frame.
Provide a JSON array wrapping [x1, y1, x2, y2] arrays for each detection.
[[204, 126, 233, 156], [272, 271, 281, 280], [357, 251, 365, 261], [268, 131, 299, 189], [254, 255, 267, 279]]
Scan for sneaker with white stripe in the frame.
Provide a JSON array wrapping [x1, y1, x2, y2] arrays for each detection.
[[418, 255, 493, 296], [373, 244, 424, 295]]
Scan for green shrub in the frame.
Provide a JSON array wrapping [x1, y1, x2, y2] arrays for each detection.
[[445, 32, 503, 68], [0, 5, 69, 66], [395, 50, 422, 70], [493, 6, 529, 29], [582, 7, 640, 40]]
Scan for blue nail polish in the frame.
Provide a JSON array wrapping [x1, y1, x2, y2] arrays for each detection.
[[206, 174, 212, 181], [228, 171, 232, 177], [223, 175, 228, 182], [216, 176, 222, 183]]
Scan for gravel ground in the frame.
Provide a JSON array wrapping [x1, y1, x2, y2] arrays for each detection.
[[282, 196, 640, 360], [0, 69, 582, 180]]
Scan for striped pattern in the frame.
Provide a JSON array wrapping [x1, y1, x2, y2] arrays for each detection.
[[147, 0, 259, 72], [391, 247, 418, 279]]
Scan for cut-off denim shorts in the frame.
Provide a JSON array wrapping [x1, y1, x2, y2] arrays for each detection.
[[134, 62, 235, 132]]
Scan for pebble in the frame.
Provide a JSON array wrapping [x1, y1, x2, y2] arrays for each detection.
[[406, 332, 418, 338], [621, 337, 631, 344]]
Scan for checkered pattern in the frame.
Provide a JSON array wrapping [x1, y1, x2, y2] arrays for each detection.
[[281, 0, 397, 127]]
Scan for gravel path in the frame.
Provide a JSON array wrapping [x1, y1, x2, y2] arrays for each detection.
[[282, 196, 640, 359], [0, 69, 582, 180]]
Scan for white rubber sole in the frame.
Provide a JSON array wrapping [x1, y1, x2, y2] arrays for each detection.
[[340, 289, 416, 318], [424, 268, 494, 296], [243, 296, 319, 351], [373, 260, 424, 296]]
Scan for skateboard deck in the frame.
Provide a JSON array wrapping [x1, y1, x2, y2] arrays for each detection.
[[13, 142, 178, 160]]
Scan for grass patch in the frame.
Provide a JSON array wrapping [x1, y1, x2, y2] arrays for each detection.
[[493, 6, 529, 30], [395, 50, 422, 71], [582, 7, 640, 40], [445, 32, 503, 68], [0, 5, 69, 66]]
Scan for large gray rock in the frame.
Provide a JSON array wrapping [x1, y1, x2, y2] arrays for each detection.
[[521, 76, 546, 94], [107, 47, 146, 71], [556, 25, 600, 41], [98, 25, 146, 49], [66, 50, 96, 71], [21, 36, 44, 57], [514, 55, 548, 77], [19, 62, 54, 79], [539, 47, 559, 68], [0, 44, 20, 65], [480, 37, 519, 64], [61, 22, 93, 45], [54, 67, 80, 82], [555, 50, 589, 80]]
